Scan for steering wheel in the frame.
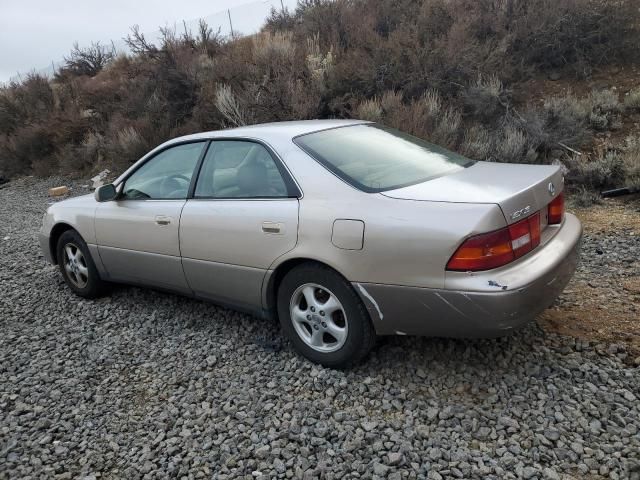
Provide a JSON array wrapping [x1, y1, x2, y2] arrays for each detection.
[[160, 174, 190, 198]]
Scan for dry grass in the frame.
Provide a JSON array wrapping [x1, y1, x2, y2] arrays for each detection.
[[215, 85, 246, 127], [460, 125, 492, 160], [624, 87, 640, 111], [356, 97, 383, 122]]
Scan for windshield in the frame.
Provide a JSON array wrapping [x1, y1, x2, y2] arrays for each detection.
[[294, 124, 474, 192]]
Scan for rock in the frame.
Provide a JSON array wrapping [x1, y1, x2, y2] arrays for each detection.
[[499, 416, 519, 430], [543, 467, 561, 480], [90, 169, 111, 190], [255, 445, 270, 459], [387, 452, 403, 465], [48, 186, 69, 197], [273, 458, 286, 473], [426, 407, 439, 421], [362, 421, 378, 432], [571, 442, 584, 455], [589, 419, 602, 434], [373, 462, 389, 476], [476, 427, 492, 440], [545, 428, 561, 442], [206, 355, 217, 366]]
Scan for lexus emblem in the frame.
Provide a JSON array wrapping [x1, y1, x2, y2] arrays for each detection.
[[548, 182, 556, 196]]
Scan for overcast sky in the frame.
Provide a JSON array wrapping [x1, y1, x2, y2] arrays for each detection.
[[0, 0, 297, 82]]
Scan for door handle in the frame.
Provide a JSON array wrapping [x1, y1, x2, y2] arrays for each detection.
[[155, 215, 172, 226], [262, 222, 283, 234]]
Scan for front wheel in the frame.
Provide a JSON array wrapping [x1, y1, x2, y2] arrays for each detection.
[[277, 263, 375, 368], [56, 230, 107, 298]]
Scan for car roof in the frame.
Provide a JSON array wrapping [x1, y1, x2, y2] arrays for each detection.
[[166, 119, 370, 145]]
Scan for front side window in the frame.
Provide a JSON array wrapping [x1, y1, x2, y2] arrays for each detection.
[[194, 140, 290, 198], [294, 124, 474, 193], [122, 142, 205, 200]]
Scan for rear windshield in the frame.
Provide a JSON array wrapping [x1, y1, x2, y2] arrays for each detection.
[[294, 124, 474, 192]]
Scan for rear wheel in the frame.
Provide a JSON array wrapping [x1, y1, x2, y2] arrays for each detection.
[[56, 230, 107, 298], [277, 263, 375, 368]]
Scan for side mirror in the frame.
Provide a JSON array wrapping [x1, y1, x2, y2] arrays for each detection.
[[95, 183, 118, 202]]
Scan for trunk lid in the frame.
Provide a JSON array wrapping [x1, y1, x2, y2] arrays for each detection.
[[381, 161, 563, 225]]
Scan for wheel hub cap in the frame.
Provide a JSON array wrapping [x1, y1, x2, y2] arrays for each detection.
[[63, 242, 89, 289], [289, 283, 348, 353]]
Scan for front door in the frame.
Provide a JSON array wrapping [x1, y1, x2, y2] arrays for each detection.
[[95, 141, 206, 293], [180, 140, 300, 310]]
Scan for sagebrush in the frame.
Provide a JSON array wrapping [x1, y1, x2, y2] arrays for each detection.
[[0, 0, 639, 195]]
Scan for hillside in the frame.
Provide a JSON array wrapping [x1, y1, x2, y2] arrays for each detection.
[[1, 0, 639, 198]]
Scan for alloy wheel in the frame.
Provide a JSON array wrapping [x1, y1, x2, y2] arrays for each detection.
[[289, 283, 348, 353], [62, 242, 89, 288]]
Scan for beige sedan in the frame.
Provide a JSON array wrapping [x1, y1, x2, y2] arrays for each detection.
[[39, 120, 582, 367]]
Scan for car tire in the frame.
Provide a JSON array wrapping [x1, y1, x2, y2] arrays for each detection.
[[56, 230, 107, 298], [277, 263, 375, 368]]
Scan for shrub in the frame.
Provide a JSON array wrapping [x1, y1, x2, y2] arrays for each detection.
[[585, 89, 621, 131], [253, 31, 295, 64], [567, 152, 626, 190], [379, 91, 403, 119], [589, 89, 621, 112], [1, 1, 639, 182], [504, 0, 638, 75], [462, 74, 507, 124], [62, 42, 116, 77], [494, 124, 527, 163], [55, 143, 82, 174], [0, 91, 21, 135], [306, 33, 333, 91], [355, 97, 383, 122], [215, 85, 247, 127], [57, 131, 105, 173], [431, 105, 461, 148], [624, 88, 640, 112], [402, 90, 460, 147], [265, 6, 296, 32], [9, 124, 56, 176], [622, 136, 640, 189], [522, 93, 590, 153], [460, 125, 492, 160], [571, 186, 603, 207], [105, 127, 148, 171], [0, 136, 19, 177]]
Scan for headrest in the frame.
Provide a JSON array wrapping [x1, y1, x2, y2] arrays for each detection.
[[236, 161, 268, 194]]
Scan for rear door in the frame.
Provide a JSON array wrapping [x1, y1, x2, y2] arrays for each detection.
[[179, 140, 300, 310], [95, 141, 206, 293]]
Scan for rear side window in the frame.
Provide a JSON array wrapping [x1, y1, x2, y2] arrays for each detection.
[[194, 140, 291, 198], [294, 124, 473, 192]]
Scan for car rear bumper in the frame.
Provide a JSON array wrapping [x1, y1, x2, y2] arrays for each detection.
[[354, 213, 582, 337]]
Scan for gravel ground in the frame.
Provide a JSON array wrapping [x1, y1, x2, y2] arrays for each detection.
[[541, 197, 640, 356], [1, 177, 639, 480]]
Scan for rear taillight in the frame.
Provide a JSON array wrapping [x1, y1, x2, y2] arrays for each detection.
[[446, 212, 541, 272], [548, 193, 564, 224]]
